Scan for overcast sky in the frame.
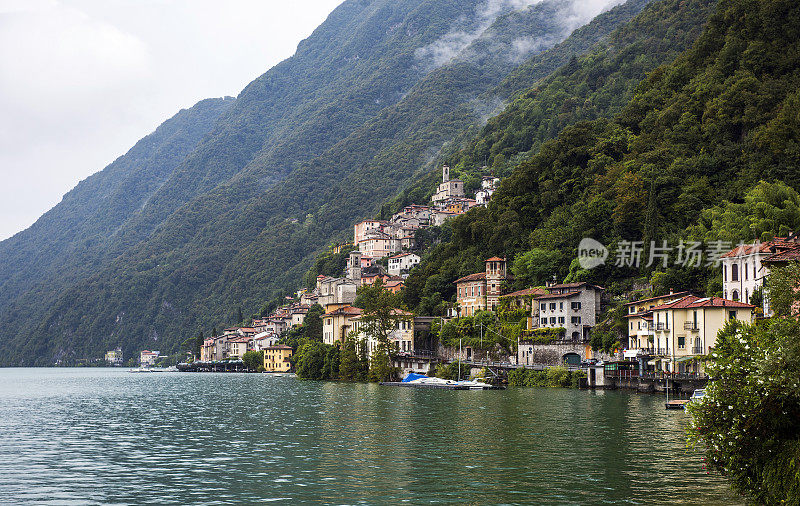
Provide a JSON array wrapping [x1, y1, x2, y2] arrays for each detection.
[[0, 0, 341, 241]]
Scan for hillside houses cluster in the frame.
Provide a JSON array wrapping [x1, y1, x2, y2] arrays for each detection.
[[168, 168, 793, 380], [353, 165, 499, 270]]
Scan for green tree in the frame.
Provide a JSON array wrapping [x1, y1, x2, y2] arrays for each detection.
[[688, 317, 800, 503], [511, 248, 562, 288], [295, 341, 326, 380], [689, 181, 800, 244], [765, 262, 800, 318], [242, 350, 264, 372], [354, 280, 404, 382], [338, 338, 359, 381], [322, 345, 340, 380]]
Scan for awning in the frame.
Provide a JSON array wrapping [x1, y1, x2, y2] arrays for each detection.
[[675, 355, 699, 363], [623, 350, 639, 359], [647, 359, 661, 365]]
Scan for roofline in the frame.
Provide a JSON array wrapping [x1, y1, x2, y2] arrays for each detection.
[[623, 291, 694, 306]]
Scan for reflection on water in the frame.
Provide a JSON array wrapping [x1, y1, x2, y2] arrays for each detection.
[[0, 369, 740, 504]]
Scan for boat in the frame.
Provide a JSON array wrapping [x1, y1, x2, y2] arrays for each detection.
[[381, 374, 504, 390], [128, 367, 153, 373], [688, 389, 706, 403]]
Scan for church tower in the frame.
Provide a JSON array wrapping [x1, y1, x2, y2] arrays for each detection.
[[347, 250, 362, 284]]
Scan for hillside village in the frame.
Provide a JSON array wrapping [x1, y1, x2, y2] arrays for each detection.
[[140, 165, 800, 388]]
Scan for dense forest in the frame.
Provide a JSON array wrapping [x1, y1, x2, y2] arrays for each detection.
[[402, 0, 800, 317], [0, 0, 647, 365]]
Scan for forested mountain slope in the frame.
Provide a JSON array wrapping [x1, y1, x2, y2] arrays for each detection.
[[403, 0, 800, 314], [0, 97, 234, 313], [393, 0, 718, 206], [0, 0, 645, 365]]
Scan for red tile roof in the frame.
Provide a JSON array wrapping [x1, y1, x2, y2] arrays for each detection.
[[651, 295, 755, 311], [536, 291, 581, 300], [721, 239, 795, 258], [763, 246, 800, 263], [624, 291, 694, 307], [325, 306, 363, 316], [500, 287, 547, 298], [454, 272, 486, 284], [548, 282, 603, 290], [485, 256, 505, 262]]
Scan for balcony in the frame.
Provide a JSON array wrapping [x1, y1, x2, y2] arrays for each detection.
[[656, 323, 669, 331], [691, 346, 704, 354], [684, 321, 699, 331], [655, 348, 667, 355]]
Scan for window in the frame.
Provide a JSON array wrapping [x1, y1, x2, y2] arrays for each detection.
[[754, 263, 757, 279], [729, 310, 737, 320], [550, 317, 556, 325], [732, 290, 739, 301], [559, 302, 564, 310], [744, 263, 748, 280], [558, 317, 565, 325], [550, 303, 556, 311], [540, 303, 546, 311], [723, 265, 727, 282], [571, 301, 582, 310], [540, 318, 547, 326], [745, 289, 749, 303], [571, 316, 582, 325], [630, 321, 633, 330], [732, 264, 739, 281], [678, 336, 685, 349]]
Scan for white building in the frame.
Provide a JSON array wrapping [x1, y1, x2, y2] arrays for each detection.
[[139, 350, 160, 367], [105, 348, 123, 366], [388, 252, 421, 278], [252, 331, 279, 351], [431, 165, 464, 204], [721, 237, 799, 315], [535, 282, 604, 341], [475, 176, 500, 205]]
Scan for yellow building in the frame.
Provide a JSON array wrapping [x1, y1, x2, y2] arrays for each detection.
[[624, 291, 693, 350], [646, 295, 754, 373], [263, 345, 293, 372], [322, 306, 363, 345], [351, 309, 415, 355]]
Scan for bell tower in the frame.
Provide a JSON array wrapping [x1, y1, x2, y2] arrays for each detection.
[[347, 250, 362, 283]]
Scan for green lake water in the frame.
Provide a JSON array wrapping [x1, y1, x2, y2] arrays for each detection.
[[0, 368, 741, 504]]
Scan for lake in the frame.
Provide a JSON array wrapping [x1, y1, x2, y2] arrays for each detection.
[[0, 368, 740, 504]]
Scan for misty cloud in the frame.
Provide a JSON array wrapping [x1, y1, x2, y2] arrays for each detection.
[[415, 0, 627, 69], [414, 0, 545, 69]]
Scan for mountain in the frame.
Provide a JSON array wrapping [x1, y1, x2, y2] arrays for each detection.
[[0, 0, 650, 365], [402, 0, 800, 315]]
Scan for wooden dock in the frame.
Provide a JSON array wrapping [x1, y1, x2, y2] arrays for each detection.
[[665, 399, 689, 410]]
